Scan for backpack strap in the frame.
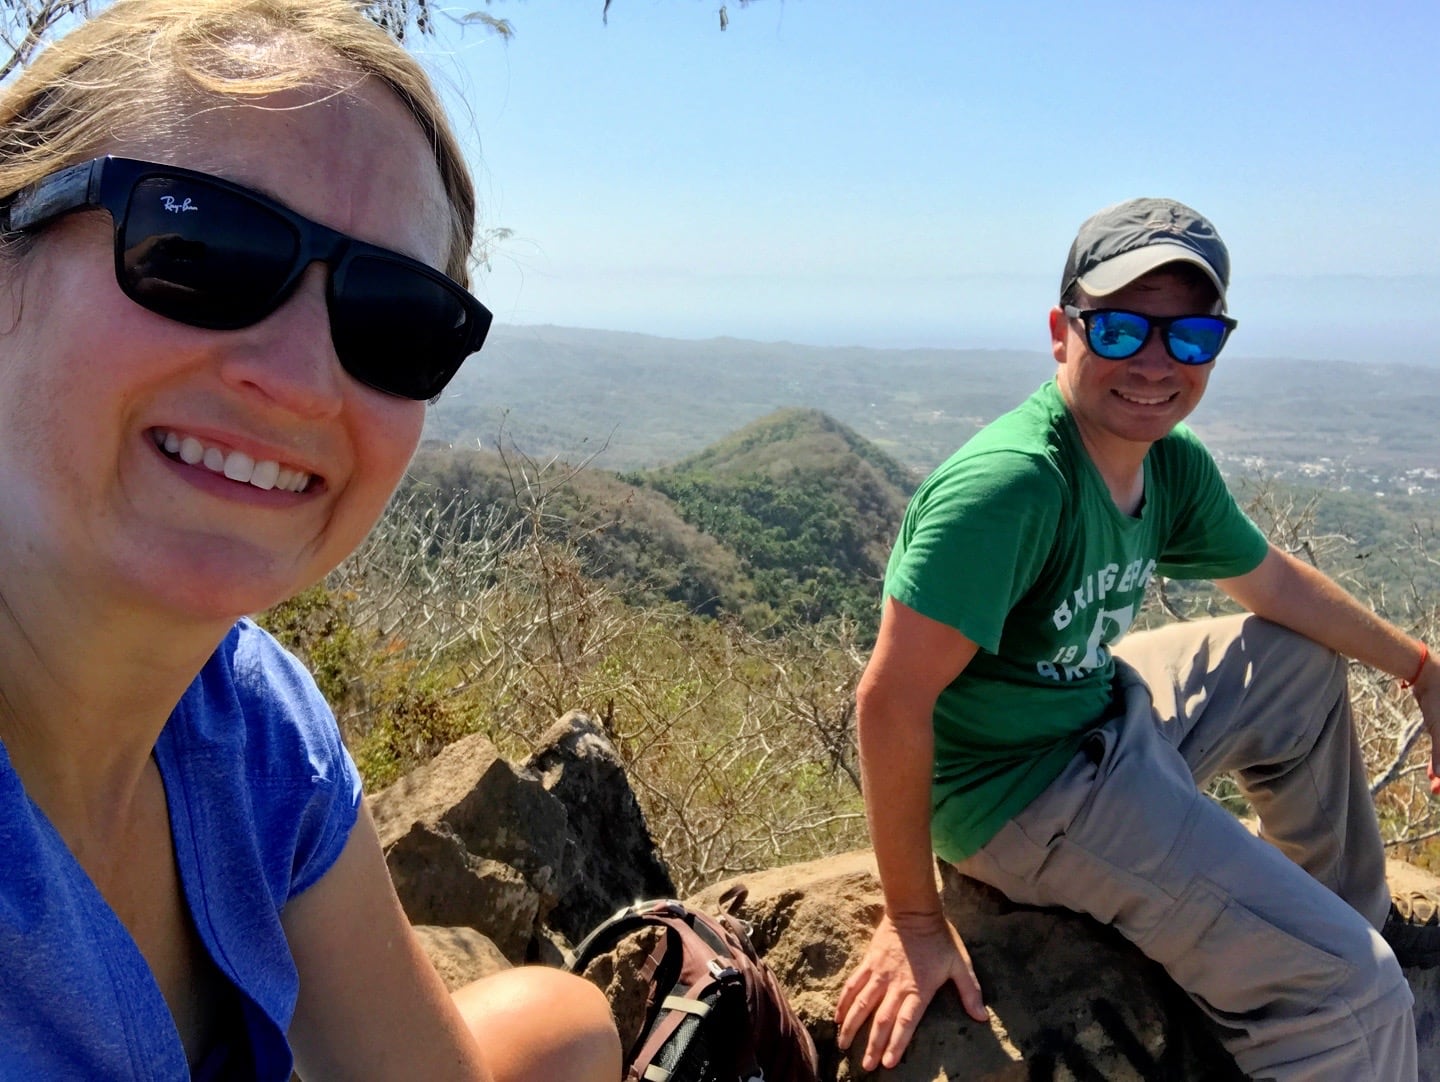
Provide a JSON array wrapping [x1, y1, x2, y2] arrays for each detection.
[[573, 899, 815, 1082], [569, 901, 676, 972], [626, 962, 738, 1082]]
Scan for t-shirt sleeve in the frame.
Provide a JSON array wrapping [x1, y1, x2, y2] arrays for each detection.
[[229, 622, 365, 903], [284, 721, 363, 901], [1153, 427, 1270, 579], [885, 449, 1063, 653]]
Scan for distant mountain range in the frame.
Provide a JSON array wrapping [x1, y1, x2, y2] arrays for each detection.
[[428, 325, 1440, 499], [407, 325, 1440, 636]]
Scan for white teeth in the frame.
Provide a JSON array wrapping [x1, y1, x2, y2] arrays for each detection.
[[1119, 391, 1170, 405], [275, 468, 309, 493], [222, 450, 255, 483], [179, 437, 204, 465], [250, 460, 279, 491], [155, 429, 311, 493]]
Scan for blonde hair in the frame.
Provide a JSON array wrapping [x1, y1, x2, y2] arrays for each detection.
[[0, 0, 476, 283]]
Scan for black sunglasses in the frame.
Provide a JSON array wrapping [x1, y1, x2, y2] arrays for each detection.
[[1064, 305, 1237, 366], [1, 156, 492, 400]]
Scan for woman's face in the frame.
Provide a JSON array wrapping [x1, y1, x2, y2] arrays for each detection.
[[0, 76, 450, 623]]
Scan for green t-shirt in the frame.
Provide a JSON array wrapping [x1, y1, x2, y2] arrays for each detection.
[[885, 380, 1269, 862]]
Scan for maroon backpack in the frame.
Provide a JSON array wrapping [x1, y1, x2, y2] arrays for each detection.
[[569, 890, 820, 1082]]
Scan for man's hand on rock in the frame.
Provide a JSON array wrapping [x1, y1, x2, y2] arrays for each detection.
[[834, 909, 987, 1072]]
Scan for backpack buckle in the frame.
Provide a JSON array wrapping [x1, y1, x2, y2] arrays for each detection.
[[707, 958, 741, 984]]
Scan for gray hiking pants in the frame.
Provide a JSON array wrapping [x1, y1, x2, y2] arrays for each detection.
[[956, 614, 1417, 1080]]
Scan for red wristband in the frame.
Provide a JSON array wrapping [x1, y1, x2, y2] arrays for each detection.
[[1402, 642, 1430, 689]]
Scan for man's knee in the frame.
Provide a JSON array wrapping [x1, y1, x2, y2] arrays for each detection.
[[1241, 616, 1347, 697]]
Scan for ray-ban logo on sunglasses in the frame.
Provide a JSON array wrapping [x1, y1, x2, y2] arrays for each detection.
[[160, 195, 198, 214]]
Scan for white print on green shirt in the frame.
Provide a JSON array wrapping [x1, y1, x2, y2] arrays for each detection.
[[1038, 557, 1154, 682]]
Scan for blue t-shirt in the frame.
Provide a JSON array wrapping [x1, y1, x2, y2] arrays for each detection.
[[0, 619, 362, 1080]]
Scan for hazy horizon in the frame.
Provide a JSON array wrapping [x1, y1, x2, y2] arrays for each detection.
[[417, 3, 1438, 372], [486, 274, 1440, 370]]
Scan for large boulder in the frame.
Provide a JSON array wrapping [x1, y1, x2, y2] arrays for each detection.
[[526, 710, 677, 945], [370, 718, 675, 964], [412, 925, 511, 990], [370, 731, 571, 961], [688, 851, 1440, 1080]]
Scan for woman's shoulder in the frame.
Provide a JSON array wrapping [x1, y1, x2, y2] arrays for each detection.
[[158, 619, 362, 903], [167, 618, 350, 785]]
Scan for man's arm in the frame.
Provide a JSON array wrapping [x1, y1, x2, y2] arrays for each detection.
[[1216, 544, 1440, 789], [835, 595, 988, 1072]]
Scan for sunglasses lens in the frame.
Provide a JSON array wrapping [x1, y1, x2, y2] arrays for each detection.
[[329, 254, 480, 399], [1085, 310, 1149, 359], [106, 163, 488, 399], [1166, 317, 1228, 365], [119, 176, 298, 328]]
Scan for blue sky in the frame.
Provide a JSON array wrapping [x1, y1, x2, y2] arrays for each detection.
[[416, 1, 1439, 365]]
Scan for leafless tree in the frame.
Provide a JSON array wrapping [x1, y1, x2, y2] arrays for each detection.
[[0, 0, 83, 81], [0, 0, 514, 84]]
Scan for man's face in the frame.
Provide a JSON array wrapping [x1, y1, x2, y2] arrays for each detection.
[[1049, 267, 1220, 462]]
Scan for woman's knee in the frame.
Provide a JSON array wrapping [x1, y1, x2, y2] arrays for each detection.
[[452, 965, 621, 1082]]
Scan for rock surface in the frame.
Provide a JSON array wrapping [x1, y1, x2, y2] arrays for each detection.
[[372, 717, 674, 964], [370, 731, 569, 960], [525, 710, 676, 944], [689, 852, 1235, 1080], [377, 721, 1440, 1079], [412, 924, 511, 990], [690, 851, 1440, 1081]]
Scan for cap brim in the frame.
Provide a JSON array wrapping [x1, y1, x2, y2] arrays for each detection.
[[1076, 242, 1227, 302]]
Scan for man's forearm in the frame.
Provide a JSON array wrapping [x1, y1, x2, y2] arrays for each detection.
[[857, 696, 944, 918], [1220, 546, 1428, 679]]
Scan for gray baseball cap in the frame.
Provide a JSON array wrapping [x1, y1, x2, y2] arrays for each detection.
[[1060, 197, 1229, 304]]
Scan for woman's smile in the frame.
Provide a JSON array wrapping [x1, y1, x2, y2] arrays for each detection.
[[150, 427, 316, 493]]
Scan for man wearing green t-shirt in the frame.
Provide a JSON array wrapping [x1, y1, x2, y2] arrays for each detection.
[[834, 198, 1440, 1080]]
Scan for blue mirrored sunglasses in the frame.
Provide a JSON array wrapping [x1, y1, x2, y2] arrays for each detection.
[[1064, 305, 1237, 366]]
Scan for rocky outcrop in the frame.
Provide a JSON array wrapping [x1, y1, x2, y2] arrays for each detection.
[[525, 711, 676, 945], [690, 852, 1240, 1080], [370, 731, 569, 960], [377, 719, 1440, 1080], [370, 713, 673, 964]]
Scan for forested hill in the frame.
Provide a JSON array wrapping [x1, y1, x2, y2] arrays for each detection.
[[630, 408, 918, 630], [404, 407, 916, 636]]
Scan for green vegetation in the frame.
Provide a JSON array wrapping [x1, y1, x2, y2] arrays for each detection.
[[262, 400, 1440, 889], [630, 408, 915, 635], [260, 466, 871, 894], [402, 408, 917, 640], [400, 444, 757, 621]]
